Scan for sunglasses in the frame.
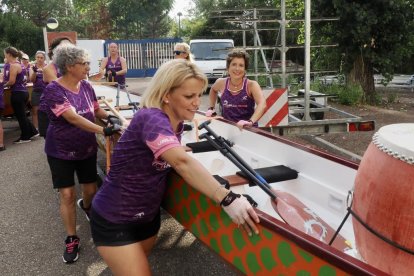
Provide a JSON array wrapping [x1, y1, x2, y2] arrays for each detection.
[[174, 50, 186, 55], [75, 61, 91, 66]]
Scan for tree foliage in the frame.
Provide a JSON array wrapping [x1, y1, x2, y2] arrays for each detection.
[[313, 0, 414, 103], [109, 0, 173, 39]]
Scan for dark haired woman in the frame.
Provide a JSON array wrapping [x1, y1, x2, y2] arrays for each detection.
[[207, 50, 266, 129], [3, 46, 38, 143]]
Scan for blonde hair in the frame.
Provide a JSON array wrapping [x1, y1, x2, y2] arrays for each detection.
[[174, 42, 194, 63], [141, 59, 207, 108]]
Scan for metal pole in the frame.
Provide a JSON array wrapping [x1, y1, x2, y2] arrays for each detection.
[[253, 8, 258, 82], [43, 27, 50, 62], [304, 0, 311, 121], [281, 0, 287, 88], [177, 12, 183, 38]]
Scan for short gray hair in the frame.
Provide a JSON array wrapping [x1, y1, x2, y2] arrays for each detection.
[[53, 45, 89, 75]]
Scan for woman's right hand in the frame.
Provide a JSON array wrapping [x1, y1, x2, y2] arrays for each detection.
[[205, 108, 216, 117], [221, 191, 260, 236]]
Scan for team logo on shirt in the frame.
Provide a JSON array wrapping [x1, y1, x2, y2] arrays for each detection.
[[152, 159, 171, 171]]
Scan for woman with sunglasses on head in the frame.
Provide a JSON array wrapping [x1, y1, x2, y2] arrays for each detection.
[[40, 45, 121, 264], [206, 50, 266, 129], [173, 42, 194, 62], [29, 50, 47, 130], [21, 53, 31, 82], [96, 42, 127, 88], [90, 59, 259, 275], [38, 36, 73, 137], [3, 46, 38, 143]]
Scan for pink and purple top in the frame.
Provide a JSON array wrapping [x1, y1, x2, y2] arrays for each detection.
[[221, 77, 256, 125], [106, 56, 125, 86], [41, 80, 99, 160], [93, 108, 183, 224]]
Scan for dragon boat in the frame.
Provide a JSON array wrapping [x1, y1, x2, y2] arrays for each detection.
[[94, 83, 414, 275]]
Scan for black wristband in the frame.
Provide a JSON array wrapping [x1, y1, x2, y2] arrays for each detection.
[[220, 191, 241, 207]]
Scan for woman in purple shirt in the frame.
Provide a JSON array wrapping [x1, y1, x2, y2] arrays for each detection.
[[90, 59, 260, 275], [95, 42, 127, 87], [38, 36, 73, 137], [207, 50, 266, 129], [40, 45, 120, 264], [3, 46, 38, 143], [29, 50, 47, 130]]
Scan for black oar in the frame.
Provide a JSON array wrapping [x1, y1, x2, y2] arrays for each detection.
[[199, 132, 276, 199], [198, 120, 351, 252]]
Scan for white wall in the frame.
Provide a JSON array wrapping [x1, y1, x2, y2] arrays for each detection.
[[77, 39, 105, 75]]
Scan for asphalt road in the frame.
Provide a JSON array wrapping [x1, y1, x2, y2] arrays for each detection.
[[0, 87, 238, 275]]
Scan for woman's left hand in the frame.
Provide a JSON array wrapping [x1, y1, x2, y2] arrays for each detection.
[[221, 191, 260, 236], [236, 120, 253, 129]]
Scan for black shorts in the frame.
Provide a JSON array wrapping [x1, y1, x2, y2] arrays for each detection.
[[90, 208, 161, 247], [31, 89, 43, 106], [47, 154, 97, 189]]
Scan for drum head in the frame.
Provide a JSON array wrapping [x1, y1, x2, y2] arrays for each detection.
[[373, 123, 414, 164]]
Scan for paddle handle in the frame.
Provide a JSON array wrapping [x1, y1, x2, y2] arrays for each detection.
[[199, 133, 276, 199], [199, 121, 272, 189], [100, 99, 128, 126], [106, 136, 111, 173]]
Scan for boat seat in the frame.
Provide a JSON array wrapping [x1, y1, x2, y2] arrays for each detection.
[[236, 165, 298, 185], [186, 139, 233, 153]]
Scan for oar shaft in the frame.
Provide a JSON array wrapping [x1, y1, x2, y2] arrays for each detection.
[[200, 133, 276, 199], [200, 121, 272, 189]]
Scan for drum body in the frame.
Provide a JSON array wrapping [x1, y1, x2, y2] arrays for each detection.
[[353, 124, 414, 275]]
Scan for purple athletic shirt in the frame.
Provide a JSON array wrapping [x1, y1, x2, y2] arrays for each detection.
[[42, 80, 100, 160], [92, 108, 183, 224], [39, 63, 63, 113], [0, 84, 4, 109], [3, 62, 28, 92], [106, 56, 125, 85], [221, 77, 255, 123], [32, 65, 46, 91]]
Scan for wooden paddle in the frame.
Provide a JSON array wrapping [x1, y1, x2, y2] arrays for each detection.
[[198, 120, 352, 252], [99, 99, 129, 127], [106, 136, 111, 173]]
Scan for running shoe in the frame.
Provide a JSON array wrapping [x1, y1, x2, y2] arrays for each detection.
[[30, 131, 40, 139], [63, 235, 80, 264], [13, 138, 31, 144], [0, 146, 5, 151], [77, 199, 91, 221]]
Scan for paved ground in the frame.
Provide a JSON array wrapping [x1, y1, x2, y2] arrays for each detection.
[[0, 79, 238, 275]]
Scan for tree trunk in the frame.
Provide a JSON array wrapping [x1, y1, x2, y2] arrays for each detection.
[[347, 55, 376, 104]]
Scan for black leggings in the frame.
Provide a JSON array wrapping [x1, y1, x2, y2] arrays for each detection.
[[11, 91, 37, 140]]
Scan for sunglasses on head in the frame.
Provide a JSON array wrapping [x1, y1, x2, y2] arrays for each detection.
[[174, 50, 186, 55]]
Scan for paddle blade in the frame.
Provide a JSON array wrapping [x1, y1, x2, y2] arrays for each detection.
[[271, 189, 352, 252]]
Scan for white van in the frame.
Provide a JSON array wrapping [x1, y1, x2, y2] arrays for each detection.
[[189, 39, 234, 89]]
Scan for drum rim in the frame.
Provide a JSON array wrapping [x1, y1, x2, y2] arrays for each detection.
[[373, 123, 414, 165]]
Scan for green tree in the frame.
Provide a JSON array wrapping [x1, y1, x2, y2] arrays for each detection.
[[0, 12, 43, 58], [109, 0, 173, 39], [72, 0, 112, 39], [313, 0, 414, 103]]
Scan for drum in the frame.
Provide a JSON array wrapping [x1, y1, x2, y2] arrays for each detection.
[[353, 123, 414, 275]]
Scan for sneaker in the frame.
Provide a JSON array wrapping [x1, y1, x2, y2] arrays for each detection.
[[77, 199, 91, 221], [13, 138, 31, 144], [63, 235, 80, 264], [0, 146, 5, 151], [30, 131, 40, 139]]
